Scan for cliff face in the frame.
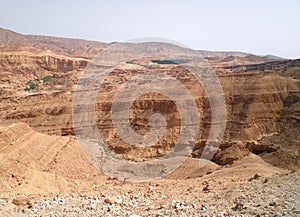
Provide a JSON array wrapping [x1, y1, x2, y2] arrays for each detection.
[[0, 28, 299, 170], [0, 49, 89, 97], [0, 51, 88, 74], [0, 54, 299, 169]]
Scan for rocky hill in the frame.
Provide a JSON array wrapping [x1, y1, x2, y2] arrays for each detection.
[[0, 28, 108, 58]]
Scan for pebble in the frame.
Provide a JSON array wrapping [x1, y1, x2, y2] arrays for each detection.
[[0, 172, 299, 216]]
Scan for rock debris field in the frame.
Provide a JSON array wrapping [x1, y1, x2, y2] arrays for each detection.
[[1, 170, 300, 216]]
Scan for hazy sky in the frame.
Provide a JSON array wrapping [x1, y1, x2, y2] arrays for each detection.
[[0, 0, 299, 58]]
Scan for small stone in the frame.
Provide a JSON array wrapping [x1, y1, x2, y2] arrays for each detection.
[[232, 202, 245, 211], [249, 174, 261, 181], [202, 185, 211, 192], [12, 196, 33, 208], [199, 205, 207, 211], [254, 174, 261, 179], [104, 198, 112, 204], [115, 198, 123, 204]]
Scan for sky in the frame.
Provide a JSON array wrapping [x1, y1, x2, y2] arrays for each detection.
[[0, 0, 299, 59]]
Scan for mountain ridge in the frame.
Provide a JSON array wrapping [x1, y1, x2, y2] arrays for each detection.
[[0, 27, 253, 59]]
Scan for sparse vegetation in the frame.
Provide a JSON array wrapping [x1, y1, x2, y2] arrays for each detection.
[[24, 75, 53, 92], [24, 81, 38, 92], [40, 75, 53, 83], [151, 59, 190, 64]]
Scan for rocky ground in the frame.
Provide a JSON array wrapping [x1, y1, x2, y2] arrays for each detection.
[[1, 122, 298, 216], [1, 171, 299, 216]]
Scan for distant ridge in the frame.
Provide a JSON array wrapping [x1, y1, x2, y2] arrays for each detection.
[[262, 54, 287, 61], [0, 27, 252, 59], [0, 27, 107, 58]]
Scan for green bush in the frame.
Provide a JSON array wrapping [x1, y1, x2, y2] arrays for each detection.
[[151, 59, 190, 64], [24, 75, 52, 92], [24, 81, 38, 92], [40, 75, 53, 83]]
